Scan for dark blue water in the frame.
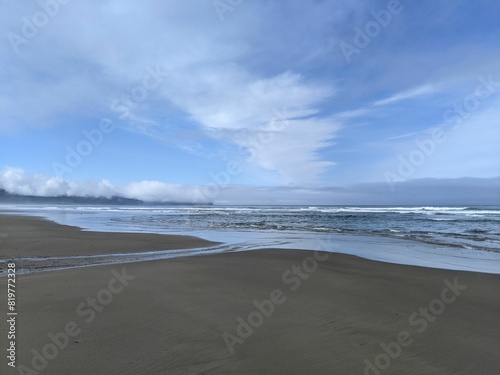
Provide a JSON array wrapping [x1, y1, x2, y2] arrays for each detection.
[[3, 204, 500, 274], [5, 205, 500, 253]]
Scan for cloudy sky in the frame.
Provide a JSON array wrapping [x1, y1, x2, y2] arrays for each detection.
[[0, 0, 499, 204]]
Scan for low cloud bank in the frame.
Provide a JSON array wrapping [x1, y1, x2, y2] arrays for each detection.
[[1, 167, 499, 206], [0, 168, 209, 204]]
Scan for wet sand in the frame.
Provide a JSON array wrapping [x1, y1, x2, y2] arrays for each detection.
[[0, 214, 219, 258], [1, 214, 499, 374]]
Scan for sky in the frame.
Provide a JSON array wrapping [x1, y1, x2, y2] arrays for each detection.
[[0, 0, 499, 204]]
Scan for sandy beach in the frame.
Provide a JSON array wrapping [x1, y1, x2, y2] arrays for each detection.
[[0, 214, 219, 258], [1, 214, 499, 374]]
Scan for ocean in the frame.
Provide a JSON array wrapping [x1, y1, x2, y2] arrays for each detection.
[[3, 205, 500, 274]]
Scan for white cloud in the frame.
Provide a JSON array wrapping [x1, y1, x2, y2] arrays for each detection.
[[1, 1, 498, 187], [2, 168, 498, 206], [0, 1, 342, 185], [372, 84, 437, 107], [236, 117, 341, 184], [0, 168, 209, 203], [158, 69, 338, 183]]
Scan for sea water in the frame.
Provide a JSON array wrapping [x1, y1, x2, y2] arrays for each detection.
[[2, 205, 499, 274]]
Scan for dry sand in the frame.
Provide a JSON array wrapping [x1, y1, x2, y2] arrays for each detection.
[[1, 214, 499, 374]]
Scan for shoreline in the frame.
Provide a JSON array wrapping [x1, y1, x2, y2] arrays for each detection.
[[0, 216, 498, 374], [1, 214, 499, 373], [0, 214, 224, 276], [2, 211, 499, 275], [0, 214, 220, 258]]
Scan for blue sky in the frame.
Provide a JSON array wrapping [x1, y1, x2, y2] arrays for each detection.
[[0, 0, 499, 204]]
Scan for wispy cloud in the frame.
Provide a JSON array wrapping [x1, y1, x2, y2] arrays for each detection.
[[0, 1, 498, 189], [160, 70, 339, 184], [372, 84, 438, 107], [0, 2, 342, 185], [386, 131, 419, 141]]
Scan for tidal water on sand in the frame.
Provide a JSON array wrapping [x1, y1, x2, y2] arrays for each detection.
[[3, 205, 500, 274]]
